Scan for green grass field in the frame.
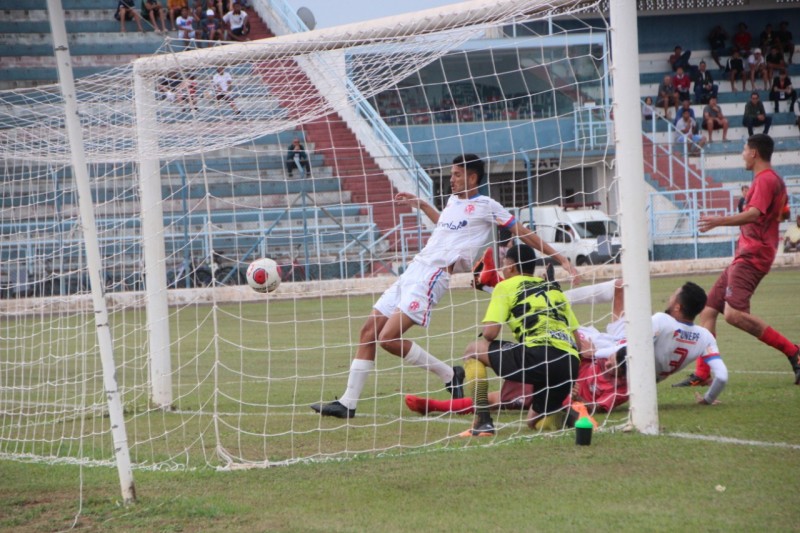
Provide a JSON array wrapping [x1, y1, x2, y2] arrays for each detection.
[[1, 271, 799, 531]]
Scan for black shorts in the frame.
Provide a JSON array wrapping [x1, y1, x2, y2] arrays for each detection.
[[487, 341, 578, 416], [216, 93, 232, 101]]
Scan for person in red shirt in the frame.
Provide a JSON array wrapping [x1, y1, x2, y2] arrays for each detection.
[[733, 22, 753, 56], [675, 134, 799, 387]]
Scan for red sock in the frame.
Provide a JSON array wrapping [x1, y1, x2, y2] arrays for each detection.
[[427, 397, 474, 414], [694, 357, 711, 380], [758, 327, 798, 358]]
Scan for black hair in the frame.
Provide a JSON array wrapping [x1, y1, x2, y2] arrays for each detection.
[[676, 281, 707, 320], [505, 244, 538, 276], [615, 346, 628, 378], [452, 154, 485, 184], [747, 133, 774, 163], [497, 227, 514, 245]]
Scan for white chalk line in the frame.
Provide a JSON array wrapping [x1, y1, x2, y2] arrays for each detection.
[[666, 432, 800, 450]]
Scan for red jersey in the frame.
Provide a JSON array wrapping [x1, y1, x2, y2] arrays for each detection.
[[737, 168, 787, 273], [574, 358, 628, 413]]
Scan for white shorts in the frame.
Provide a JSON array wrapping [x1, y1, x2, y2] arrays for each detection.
[[373, 261, 450, 327]]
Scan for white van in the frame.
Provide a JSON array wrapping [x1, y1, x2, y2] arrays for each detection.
[[516, 204, 621, 266]]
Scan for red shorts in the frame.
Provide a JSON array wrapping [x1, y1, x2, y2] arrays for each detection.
[[499, 380, 533, 410], [706, 260, 768, 314]]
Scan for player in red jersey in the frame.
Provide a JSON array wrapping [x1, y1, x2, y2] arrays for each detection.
[[675, 133, 800, 387]]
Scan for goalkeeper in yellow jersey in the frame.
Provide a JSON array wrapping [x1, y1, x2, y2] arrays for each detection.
[[458, 243, 581, 437]]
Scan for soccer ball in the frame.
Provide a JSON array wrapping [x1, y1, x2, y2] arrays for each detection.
[[246, 258, 281, 293]]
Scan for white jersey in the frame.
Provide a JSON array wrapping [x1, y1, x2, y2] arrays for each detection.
[[650, 312, 720, 381], [223, 10, 247, 30], [414, 194, 515, 271], [585, 313, 721, 382]]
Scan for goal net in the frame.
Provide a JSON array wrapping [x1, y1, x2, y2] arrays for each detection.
[[0, 0, 628, 471]]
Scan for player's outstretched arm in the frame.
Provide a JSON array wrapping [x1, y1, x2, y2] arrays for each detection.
[[511, 223, 581, 284], [696, 357, 728, 405], [395, 192, 440, 224], [698, 206, 761, 233]]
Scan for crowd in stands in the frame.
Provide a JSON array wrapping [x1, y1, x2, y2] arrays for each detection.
[[115, 0, 250, 43], [652, 21, 798, 149]]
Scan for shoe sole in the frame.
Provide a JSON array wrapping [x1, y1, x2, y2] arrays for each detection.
[[458, 429, 495, 437]]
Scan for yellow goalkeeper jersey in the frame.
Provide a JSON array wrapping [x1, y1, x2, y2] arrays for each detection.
[[482, 275, 580, 356]]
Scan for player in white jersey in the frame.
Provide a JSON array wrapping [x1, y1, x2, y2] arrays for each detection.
[[570, 280, 728, 406], [311, 154, 580, 419]]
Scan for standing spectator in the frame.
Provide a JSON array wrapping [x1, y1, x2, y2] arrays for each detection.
[[142, 0, 167, 33], [770, 71, 797, 113], [201, 8, 223, 41], [212, 66, 239, 114], [675, 134, 798, 387], [776, 21, 794, 64], [737, 185, 749, 213], [673, 66, 692, 102], [694, 61, 718, 104], [656, 74, 679, 119], [175, 6, 196, 43], [747, 48, 769, 91], [668, 45, 692, 72], [726, 49, 746, 93], [285, 138, 310, 177], [115, 0, 145, 33], [675, 109, 706, 153], [765, 45, 788, 80], [742, 91, 772, 136], [784, 214, 800, 253], [223, 2, 249, 42], [641, 96, 656, 121], [702, 96, 729, 143], [708, 25, 729, 70], [733, 22, 753, 56]]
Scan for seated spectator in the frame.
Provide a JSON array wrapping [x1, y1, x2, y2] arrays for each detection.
[[175, 6, 195, 42], [223, 2, 249, 41], [201, 9, 223, 41], [674, 99, 696, 130], [176, 74, 198, 112], [784, 214, 800, 253], [166, 0, 186, 32], [747, 48, 769, 91], [726, 49, 746, 93], [656, 74, 679, 119], [673, 67, 692, 102], [737, 185, 749, 213], [733, 22, 752, 56], [708, 25, 728, 70], [742, 91, 772, 136], [693, 61, 718, 104], [770, 71, 797, 113], [760, 23, 776, 52], [212, 66, 239, 114], [702, 96, 729, 143], [776, 21, 794, 64], [675, 109, 706, 153], [286, 138, 310, 177], [142, 0, 167, 33], [765, 45, 787, 79], [668, 45, 693, 72], [115, 0, 144, 33], [642, 96, 655, 120]]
